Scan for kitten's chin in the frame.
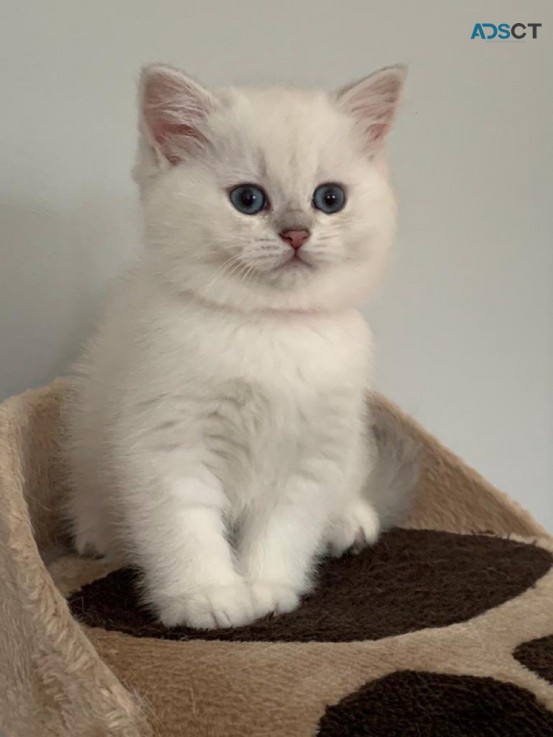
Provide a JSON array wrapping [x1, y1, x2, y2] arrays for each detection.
[[262, 258, 316, 289]]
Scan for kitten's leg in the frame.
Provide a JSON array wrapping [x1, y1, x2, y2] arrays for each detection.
[[130, 472, 260, 629], [325, 498, 380, 558], [237, 477, 332, 615], [237, 404, 371, 614], [67, 487, 111, 557], [325, 427, 381, 558]]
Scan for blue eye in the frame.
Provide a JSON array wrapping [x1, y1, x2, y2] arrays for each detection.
[[312, 183, 346, 214], [229, 184, 268, 215]]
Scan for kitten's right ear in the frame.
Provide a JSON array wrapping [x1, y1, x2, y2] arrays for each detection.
[[139, 64, 216, 165]]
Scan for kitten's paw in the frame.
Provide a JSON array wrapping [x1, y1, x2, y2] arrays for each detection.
[[249, 581, 301, 618], [326, 500, 380, 558], [157, 581, 257, 630]]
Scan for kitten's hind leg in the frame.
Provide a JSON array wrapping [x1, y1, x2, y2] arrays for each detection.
[[67, 489, 111, 558], [325, 499, 380, 558]]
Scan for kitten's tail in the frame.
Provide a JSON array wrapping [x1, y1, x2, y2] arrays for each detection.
[[366, 395, 422, 531]]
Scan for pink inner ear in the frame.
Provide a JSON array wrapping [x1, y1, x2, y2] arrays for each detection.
[[348, 94, 398, 145], [368, 122, 389, 143], [148, 120, 206, 165]]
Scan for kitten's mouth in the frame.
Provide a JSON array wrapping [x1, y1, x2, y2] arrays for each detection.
[[279, 253, 313, 270]]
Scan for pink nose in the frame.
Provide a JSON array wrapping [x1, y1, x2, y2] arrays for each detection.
[[279, 229, 310, 251]]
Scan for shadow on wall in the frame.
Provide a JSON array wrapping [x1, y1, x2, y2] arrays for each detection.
[[0, 193, 139, 400]]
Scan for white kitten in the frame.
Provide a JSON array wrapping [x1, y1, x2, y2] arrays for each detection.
[[63, 63, 414, 629]]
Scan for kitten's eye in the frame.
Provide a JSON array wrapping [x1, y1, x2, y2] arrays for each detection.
[[229, 184, 268, 215], [312, 183, 346, 214]]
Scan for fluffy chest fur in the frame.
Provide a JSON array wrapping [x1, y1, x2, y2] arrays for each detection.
[[100, 275, 373, 505]]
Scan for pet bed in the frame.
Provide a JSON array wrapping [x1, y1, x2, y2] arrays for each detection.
[[1, 379, 553, 736]]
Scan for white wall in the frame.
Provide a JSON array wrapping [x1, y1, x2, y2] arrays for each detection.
[[1, 0, 552, 528]]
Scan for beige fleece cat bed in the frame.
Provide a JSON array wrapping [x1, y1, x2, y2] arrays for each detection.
[[2, 380, 553, 736]]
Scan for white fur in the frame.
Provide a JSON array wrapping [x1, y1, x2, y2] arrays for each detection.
[[63, 64, 405, 628]]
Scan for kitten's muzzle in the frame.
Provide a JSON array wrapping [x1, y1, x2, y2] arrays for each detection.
[[279, 229, 310, 251]]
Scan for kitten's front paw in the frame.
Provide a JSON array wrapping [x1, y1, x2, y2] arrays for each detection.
[[249, 581, 301, 618], [157, 581, 258, 630], [326, 500, 380, 558]]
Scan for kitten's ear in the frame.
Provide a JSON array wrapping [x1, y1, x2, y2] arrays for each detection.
[[337, 65, 406, 152], [139, 64, 216, 165]]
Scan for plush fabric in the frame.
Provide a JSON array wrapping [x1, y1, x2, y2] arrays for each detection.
[[1, 379, 552, 737], [0, 380, 150, 737]]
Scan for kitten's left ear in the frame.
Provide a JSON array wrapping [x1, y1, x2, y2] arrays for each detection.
[[337, 65, 406, 152]]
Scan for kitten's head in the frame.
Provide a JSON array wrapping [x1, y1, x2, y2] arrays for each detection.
[[135, 63, 405, 313]]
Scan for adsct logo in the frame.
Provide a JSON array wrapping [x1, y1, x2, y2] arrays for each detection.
[[471, 23, 542, 40]]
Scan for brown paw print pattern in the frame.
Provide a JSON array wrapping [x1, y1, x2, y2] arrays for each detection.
[[67, 529, 551, 642], [318, 671, 553, 736]]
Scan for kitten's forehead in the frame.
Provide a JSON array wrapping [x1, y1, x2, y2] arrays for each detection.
[[210, 87, 358, 192]]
